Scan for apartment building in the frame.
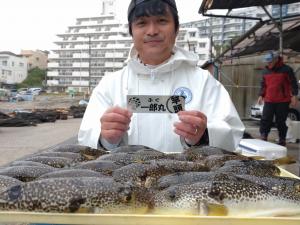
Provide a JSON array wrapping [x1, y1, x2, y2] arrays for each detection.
[[182, 3, 300, 46], [0, 51, 28, 85], [47, 0, 210, 93], [47, 16, 131, 93], [176, 27, 210, 65], [20, 50, 49, 70]]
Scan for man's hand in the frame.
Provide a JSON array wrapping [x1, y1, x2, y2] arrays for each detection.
[[257, 96, 264, 105], [290, 95, 298, 107], [174, 110, 207, 146], [100, 106, 132, 145]]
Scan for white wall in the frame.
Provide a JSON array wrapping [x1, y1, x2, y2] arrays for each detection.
[[0, 54, 28, 84]]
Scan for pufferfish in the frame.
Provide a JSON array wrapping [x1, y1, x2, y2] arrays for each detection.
[[0, 177, 151, 214], [152, 173, 300, 217]]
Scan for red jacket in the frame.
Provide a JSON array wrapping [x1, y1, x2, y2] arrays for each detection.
[[259, 58, 299, 103]]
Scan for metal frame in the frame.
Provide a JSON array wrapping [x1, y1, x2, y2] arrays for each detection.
[[199, 0, 300, 61]]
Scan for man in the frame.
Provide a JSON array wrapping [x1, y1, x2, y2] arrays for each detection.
[[258, 51, 299, 146], [78, 0, 244, 152]]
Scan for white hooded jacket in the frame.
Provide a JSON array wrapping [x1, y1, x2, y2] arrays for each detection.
[[78, 46, 245, 152]]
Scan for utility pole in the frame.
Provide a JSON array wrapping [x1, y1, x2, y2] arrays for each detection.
[[88, 35, 91, 95], [279, 4, 283, 56]]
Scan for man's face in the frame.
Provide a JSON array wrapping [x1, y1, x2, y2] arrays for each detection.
[[267, 58, 277, 68], [131, 7, 178, 65]]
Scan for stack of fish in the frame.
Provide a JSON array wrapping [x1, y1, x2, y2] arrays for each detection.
[[0, 144, 299, 217]]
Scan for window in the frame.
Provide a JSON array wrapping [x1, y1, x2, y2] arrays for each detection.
[[12, 62, 15, 67], [19, 62, 24, 67], [189, 32, 196, 37], [199, 43, 206, 48], [2, 61, 7, 66], [2, 69, 12, 75], [198, 54, 206, 60]]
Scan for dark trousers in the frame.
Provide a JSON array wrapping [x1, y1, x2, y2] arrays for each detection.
[[260, 102, 290, 141]]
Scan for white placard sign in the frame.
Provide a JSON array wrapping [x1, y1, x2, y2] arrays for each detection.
[[127, 95, 185, 113]]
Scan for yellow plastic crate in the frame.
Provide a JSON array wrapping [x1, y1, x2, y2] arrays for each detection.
[[0, 168, 298, 225]]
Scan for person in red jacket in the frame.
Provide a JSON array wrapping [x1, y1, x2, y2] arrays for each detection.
[[258, 51, 299, 146]]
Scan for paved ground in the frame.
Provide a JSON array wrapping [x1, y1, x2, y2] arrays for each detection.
[[0, 117, 82, 166], [0, 95, 83, 114], [0, 118, 299, 176]]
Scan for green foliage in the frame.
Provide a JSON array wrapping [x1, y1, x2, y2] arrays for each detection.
[[17, 67, 46, 89]]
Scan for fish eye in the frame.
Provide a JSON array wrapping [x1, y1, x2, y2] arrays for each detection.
[[167, 189, 177, 201], [117, 187, 125, 193], [117, 187, 132, 202], [8, 185, 21, 201], [208, 187, 224, 201], [125, 194, 132, 202]]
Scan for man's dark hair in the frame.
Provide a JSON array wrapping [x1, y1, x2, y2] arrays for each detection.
[[127, 0, 179, 36]]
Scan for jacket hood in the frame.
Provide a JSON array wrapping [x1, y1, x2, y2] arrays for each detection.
[[126, 46, 199, 75], [266, 56, 284, 70]]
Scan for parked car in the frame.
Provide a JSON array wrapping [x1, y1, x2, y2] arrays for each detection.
[[14, 90, 35, 101], [29, 87, 42, 95], [79, 99, 89, 106], [250, 104, 300, 121], [0, 88, 10, 101], [250, 94, 300, 121], [17, 88, 29, 95], [9, 89, 18, 97]]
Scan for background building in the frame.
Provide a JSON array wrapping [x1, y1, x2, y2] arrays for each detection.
[[47, 0, 209, 93], [181, 3, 300, 47], [48, 1, 300, 93], [20, 50, 49, 70], [47, 0, 131, 93], [176, 27, 210, 65], [0, 51, 27, 87]]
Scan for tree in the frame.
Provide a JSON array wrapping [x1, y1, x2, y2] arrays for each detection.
[[17, 67, 46, 88]]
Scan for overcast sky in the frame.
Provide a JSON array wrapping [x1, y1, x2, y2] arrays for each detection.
[[0, 0, 204, 54]]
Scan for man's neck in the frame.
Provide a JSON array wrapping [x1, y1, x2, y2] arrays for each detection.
[[138, 52, 174, 66]]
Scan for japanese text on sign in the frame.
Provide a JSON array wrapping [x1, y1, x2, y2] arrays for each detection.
[[127, 95, 185, 113]]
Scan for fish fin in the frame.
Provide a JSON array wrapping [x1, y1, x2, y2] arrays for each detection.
[[273, 156, 296, 165], [197, 202, 228, 216], [82, 154, 96, 160], [207, 203, 228, 216], [68, 196, 86, 212], [248, 156, 264, 160], [145, 177, 156, 188], [197, 202, 209, 216], [76, 207, 92, 213]]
